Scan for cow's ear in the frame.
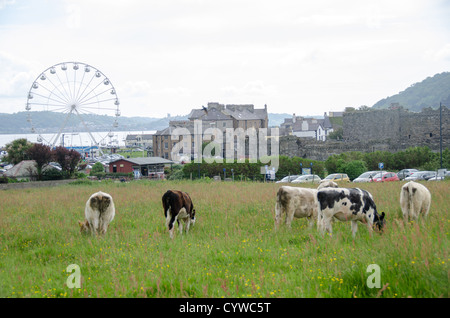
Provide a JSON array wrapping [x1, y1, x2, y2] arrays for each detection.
[[78, 220, 83, 227], [381, 212, 385, 219]]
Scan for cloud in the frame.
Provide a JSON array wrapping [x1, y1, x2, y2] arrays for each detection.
[[425, 43, 450, 62], [0, 51, 35, 97], [221, 80, 278, 99], [0, 0, 15, 10]]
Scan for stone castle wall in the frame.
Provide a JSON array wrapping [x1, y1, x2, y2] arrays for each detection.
[[280, 106, 449, 161]]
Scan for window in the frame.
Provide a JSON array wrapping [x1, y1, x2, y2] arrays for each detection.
[[164, 142, 168, 149]]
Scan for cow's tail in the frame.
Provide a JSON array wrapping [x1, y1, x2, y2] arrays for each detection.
[[275, 187, 284, 227], [163, 190, 172, 218], [407, 184, 414, 217]]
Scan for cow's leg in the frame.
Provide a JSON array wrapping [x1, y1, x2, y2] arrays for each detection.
[[178, 218, 183, 235], [167, 211, 178, 239], [362, 215, 374, 237], [185, 218, 190, 234], [401, 199, 409, 224], [285, 206, 295, 228], [351, 220, 358, 238], [321, 214, 333, 236], [317, 210, 324, 232], [165, 209, 172, 229], [89, 219, 98, 237], [274, 202, 282, 229], [307, 215, 315, 228]]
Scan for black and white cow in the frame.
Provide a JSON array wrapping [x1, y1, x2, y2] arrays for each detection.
[[162, 190, 196, 239], [317, 187, 385, 237]]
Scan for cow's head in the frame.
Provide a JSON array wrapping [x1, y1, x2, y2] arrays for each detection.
[[373, 211, 386, 232], [78, 220, 91, 235]]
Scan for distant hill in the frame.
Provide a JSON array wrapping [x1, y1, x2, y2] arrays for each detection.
[[268, 113, 291, 127], [0, 111, 188, 134], [0, 111, 291, 134], [372, 72, 450, 111]]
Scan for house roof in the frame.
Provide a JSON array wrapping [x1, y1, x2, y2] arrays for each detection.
[[110, 157, 174, 166], [224, 108, 267, 121], [292, 118, 324, 132], [188, 102, 267, 121], [4, 160, 58, 178]]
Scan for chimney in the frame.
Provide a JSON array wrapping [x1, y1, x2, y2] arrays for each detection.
[[293, 113, 296, 123]]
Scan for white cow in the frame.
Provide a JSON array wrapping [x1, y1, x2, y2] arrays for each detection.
[[275, 186, 318, 228], [79, 191, 115, 236], [400, 181, 431, 222], [317, 187, 385, 237], [317, 180, 338, 190]]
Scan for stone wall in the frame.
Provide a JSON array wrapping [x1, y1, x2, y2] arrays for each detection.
[[280, 106, 449, 161], [279, 136, 395, 161], [343, 106, 449, 148], [0, 179, 76, 190]]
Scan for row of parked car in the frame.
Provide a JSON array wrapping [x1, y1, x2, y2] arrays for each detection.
[[276, 173, 350, 184], [277, 169, 449, 184]]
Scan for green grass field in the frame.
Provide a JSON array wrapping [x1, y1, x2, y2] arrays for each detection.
[[0, 179, 448, 298]]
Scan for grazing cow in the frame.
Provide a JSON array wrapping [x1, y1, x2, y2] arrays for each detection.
[[317, 187, 385, 237], [162, 190, 196, 239], [79, 191, 115, 236], [317, 180, 338, 190], [400, 181, 431, 222], [275, 186, 318, 228]]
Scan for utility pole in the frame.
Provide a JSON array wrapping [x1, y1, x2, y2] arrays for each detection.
[[440, 102, 443, 169]]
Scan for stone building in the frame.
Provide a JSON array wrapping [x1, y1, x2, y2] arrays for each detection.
[[153, 102, 269, 160], [152, 121, 195, 160], [125, 134, 153, 149]]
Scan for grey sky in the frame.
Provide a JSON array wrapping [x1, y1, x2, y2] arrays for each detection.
[[1, 0, 449, 118]]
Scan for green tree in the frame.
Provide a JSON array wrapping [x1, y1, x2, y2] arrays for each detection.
[[341, 160, 368, 181], [327, 127, 343, 140], [2, 138, 32, 164], [90, 162, 105, 176]]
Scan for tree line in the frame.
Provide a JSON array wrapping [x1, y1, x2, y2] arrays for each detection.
[[174, 146, 449, 181]]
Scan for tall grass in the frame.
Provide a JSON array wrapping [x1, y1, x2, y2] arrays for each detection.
[[0, 179, 448, 298]]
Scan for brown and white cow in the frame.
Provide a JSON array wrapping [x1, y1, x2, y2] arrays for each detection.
[[162, 190, 196, 239], [400, 181, 431, 222], [317, 187, 385, 237], [275, 186, 318, 229]]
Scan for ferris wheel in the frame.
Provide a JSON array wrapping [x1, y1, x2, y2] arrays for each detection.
[[25, 61, 121, 152]]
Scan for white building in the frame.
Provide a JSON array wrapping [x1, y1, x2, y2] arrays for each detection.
[[280, 113, 334, 141]]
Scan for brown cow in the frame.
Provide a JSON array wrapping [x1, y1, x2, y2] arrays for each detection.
[[162, 190, 196, 239]]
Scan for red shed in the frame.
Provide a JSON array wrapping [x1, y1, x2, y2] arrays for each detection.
[[109, 157, 174, 178]]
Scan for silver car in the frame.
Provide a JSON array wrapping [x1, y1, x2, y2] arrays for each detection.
[[405, 171, 436, 181], [276, 175, 300, 183], [291, 174, 322, 184], [353, 171, 380, 183]]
